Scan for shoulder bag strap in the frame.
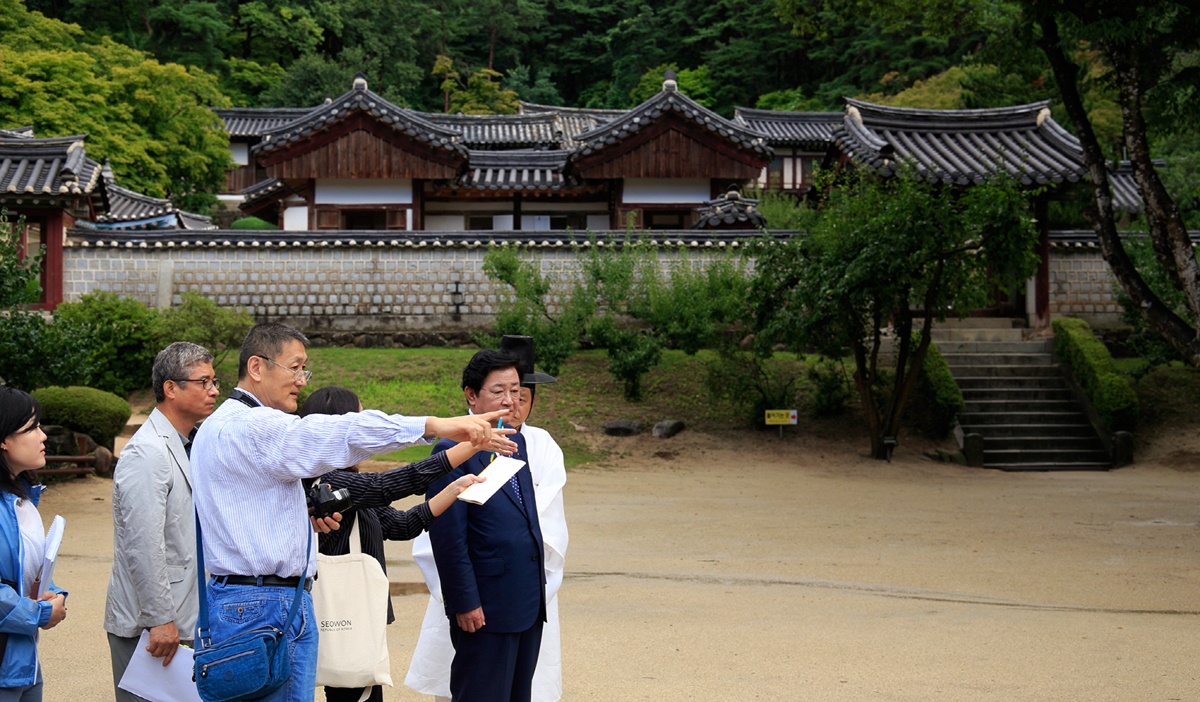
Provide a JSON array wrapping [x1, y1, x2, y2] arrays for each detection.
[[195, 512, 311, 648]]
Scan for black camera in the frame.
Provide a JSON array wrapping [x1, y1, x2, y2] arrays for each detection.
[[307, 482, 352, 518]]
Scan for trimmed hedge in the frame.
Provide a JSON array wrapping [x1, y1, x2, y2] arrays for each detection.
[[229, 216, 278, 230], [1052, 317, 1138, 432], [32, 386, 131, 450], [909, 340, 964, 438]]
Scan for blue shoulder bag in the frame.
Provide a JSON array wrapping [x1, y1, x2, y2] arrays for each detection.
[[192, 514, 310, 701]]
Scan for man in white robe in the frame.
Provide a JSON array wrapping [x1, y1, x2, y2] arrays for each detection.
[[407, 336, 568, 702]]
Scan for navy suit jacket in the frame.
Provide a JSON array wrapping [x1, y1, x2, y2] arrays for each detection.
[[428, 433, 547, 633]]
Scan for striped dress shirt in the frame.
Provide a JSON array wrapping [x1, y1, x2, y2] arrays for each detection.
[[190, 389, 431, 579]]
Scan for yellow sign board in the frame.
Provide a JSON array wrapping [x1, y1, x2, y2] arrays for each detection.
[[764, 409, 798, 425]]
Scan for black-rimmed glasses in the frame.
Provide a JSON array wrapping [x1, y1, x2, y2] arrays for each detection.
[[172, 377, 221, 391], [257, 355, 313, 383]]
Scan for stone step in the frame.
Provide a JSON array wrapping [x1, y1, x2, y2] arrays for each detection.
[[963, 398, 1083, 414], [984, 435, 1106, 451], [958, 423, 1097, 438], [959, 411, 1090, 426], [955, 375, 1070, 390], [936, 317, 1025, 329], [960, 387, 1074, 401], [942, 353, 1054, 367], [932, 327, 1027, 343], [982, 460, 1113, 471], [936, 340, 1054, 354]]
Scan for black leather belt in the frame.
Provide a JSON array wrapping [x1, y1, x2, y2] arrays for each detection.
[[213, 575, 313, 591]]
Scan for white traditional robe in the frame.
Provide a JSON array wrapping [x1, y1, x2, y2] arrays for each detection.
[[406, 423, 568, 701]]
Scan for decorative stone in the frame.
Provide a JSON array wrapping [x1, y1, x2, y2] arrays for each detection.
[[604, 420, 642, 437], [652, 419, 685, 438]]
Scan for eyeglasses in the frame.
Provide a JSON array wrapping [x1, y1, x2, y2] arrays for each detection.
[[172, 377, 220, 391], [257, 355, 312, 383], [483, 387, 522, 401]]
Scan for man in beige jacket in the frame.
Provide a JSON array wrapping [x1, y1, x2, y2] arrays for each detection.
[[104, 342, 219, 701]]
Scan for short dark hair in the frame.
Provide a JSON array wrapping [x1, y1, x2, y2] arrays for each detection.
[[238, 323, 309, 380], [298, 386, 360, 418], [0, 386, 41, 498], [152, 342, 215, 403], [461, 350, 521, 393]]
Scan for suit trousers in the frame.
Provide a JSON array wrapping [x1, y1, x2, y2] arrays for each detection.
[[449, 621, 544, 702]]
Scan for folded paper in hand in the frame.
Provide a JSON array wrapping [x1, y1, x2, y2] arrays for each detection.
[[118, 630, 202, 702], [456, 456, 525, 505], [38, 515, 64, 597]]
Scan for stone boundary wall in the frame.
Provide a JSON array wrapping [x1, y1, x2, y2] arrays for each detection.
[[62, 230, 1131, 340], [1046, 243, 1123, 328], [62, 231, 748, 342]]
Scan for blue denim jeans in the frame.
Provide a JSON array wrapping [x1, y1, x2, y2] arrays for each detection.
[[206, 579, 317, 702]]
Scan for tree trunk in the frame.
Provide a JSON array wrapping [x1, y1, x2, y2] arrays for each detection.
[[1036, 14, 1200, 367]]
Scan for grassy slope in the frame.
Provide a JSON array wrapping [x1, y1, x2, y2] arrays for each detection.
[[202, 346, 1198, 467]]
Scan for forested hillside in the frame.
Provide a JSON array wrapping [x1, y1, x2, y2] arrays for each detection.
[[2, 0, 1195, 226], [12, 0, 1042, 113]]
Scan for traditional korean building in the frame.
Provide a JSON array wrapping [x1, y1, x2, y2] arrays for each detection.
[[0, 128, 212, 308], [734, 97, 1145, 326], [214, 73, 773, 232]]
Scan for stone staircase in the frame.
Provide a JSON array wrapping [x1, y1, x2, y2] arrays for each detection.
[[934, 318, 1113, 471]]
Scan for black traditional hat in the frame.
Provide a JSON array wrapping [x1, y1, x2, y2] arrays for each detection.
[[499, 335, 557, 385]]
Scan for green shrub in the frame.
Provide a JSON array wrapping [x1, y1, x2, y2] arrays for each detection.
[[229, 216, 278, 230], [589, 317, 662, 401], [805, 356, 851, 418], [54, 292, 159, 396], [907, 341, 964, 438], [1052, 317, 1138, 432], [32, 385, 131, 450], [706, 351, 802, 427], [154, 291, 253, 368], [0, 311, 95, 391]]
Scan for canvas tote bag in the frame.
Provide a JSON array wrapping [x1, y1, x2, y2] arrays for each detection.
[[313, 516, 393, 691]]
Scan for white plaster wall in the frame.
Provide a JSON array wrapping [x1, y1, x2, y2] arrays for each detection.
[[315, 179, 413, 205], [424, 214, 464, 230], [623, 178, 709, 204], [283, 206, 309, 231], [587, 214, 611, 230]]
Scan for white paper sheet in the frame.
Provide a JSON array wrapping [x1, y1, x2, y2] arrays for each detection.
[[38, 515, 64, 597], [456, 456, 525, 505], [118, 630, 203, 702]]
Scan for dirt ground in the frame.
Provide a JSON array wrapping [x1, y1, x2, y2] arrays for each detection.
[[34, 419, 1200, 701]]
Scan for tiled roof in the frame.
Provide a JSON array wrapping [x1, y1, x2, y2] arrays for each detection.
[[733, 108, 840, 149], [66, 229, 782, 248], [214, 107, 319, 138], [424, 113, 564, 149], [834, 98, 1088, 186], [1048, 229, 1200, 249], [96, 180, 215, 230], [693, 188, 767, 229], [252, 76, 467, 159], [0, 126, 34, 138], [456, 149, 576, 191], [1109, 161, 1153, 214], [518, 102, 624, 144], [572, 81, 773, 160], [0, 133, 100, 198], [240, 178, 292, 210]]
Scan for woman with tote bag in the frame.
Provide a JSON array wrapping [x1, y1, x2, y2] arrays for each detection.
[[298, 386, 493, 702]]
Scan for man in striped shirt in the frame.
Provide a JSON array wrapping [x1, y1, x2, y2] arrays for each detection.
[[190, 323, 512, 702]]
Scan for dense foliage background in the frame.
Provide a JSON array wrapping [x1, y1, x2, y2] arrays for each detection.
[[5, 0, 1195, 218]]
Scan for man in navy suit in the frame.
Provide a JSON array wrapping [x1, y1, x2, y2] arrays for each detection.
[[427, 349, 547, 702]]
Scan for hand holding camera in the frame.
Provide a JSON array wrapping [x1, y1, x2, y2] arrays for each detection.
[[307, 482, 352, 518]]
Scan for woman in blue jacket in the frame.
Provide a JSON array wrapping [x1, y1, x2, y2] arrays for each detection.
[[0, 387, 68, 701]]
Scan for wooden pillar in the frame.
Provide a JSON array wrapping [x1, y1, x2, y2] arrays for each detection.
[[513, 192, 522, 231]]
